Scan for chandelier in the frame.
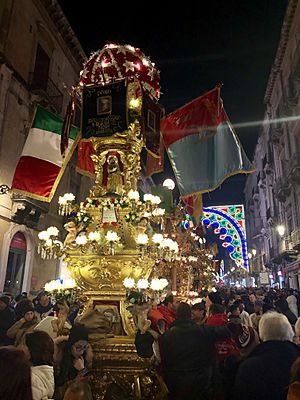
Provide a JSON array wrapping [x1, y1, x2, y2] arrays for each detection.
[[38, 189, 180, 263]]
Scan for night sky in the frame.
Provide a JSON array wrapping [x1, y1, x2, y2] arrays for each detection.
[[59, 0, 288, 206]]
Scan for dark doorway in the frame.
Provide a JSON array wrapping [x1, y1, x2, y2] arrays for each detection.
[[4, 232, 27, 297]]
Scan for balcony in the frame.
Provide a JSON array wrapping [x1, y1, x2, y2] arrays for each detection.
[[11, 195, 49, 229], [257, 171, 266, 189], [274, 177, 291, 202], [291, 228, 300, 250], [270, 122, 282, 144], [287, 154, 300, 184], [253, 188, 260, 202], [266, 207, 274, 226], [29, 73, 63, 113]]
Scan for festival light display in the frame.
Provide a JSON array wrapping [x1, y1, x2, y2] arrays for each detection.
[[201, 205, 249, 270]]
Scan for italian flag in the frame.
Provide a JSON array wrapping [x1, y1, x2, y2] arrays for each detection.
[[11, 105, 79, 202]]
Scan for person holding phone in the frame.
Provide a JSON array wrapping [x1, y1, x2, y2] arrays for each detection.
[[54, 324, 93, 399]]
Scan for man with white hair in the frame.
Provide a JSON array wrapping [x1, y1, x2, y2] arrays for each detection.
[[233, 311, 300, 400]]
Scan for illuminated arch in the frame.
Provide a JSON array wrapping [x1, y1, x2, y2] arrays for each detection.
[[201, 205, 249, 270]]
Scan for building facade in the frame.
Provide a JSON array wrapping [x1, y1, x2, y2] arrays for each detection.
[[0, 0, 92, 296], [244, 0, 300, 288]]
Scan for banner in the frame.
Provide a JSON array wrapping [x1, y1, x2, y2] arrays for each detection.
[[81, 81, 127, 139], [11, 105, 79, 202], [161, 86, 255, 197]]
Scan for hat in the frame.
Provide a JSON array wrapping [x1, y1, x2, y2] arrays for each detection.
[[0, 295, 10, 306], [68, 324, 89, 345], [208, 292, 223, 305], [16, 299, 34, 317]]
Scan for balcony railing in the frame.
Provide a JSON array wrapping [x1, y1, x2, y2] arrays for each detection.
[[291, 228, 300, 249], [274, 176, 291, 202], [29, 73, 63, 113], [287, 154, 300, 184]]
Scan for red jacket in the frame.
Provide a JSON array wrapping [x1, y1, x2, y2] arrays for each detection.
[[157, 305, 176, 329], [206, 313, 239, 361]]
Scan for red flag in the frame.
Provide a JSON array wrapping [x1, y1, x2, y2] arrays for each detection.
[[160, 85, 254, 197], [161, 86, 222, 149], [76, 140, 95, 176], [183, 193, 203, 225], [145, 134, 164, 178]]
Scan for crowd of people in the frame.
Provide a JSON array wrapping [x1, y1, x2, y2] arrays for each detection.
[[0, 290, 93, 400], [135, 287, 300, 400], [2, 286, 300, 399]]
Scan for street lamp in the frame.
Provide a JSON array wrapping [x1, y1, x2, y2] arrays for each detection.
[[163, 178, 175, 191], [276, 224, 285, 237], [252, 249, 257, 256]]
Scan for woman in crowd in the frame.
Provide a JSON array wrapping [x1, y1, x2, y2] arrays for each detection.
[[54, 324, 93, 399], [0, 346, 33, 399], [7, 299, 38, 346], [25, 330, 55, 400]]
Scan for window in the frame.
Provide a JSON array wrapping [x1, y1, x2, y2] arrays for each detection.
[[4, 232, 27, 297]]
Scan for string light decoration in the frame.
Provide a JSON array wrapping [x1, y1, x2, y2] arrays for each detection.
[[79, 43, 161, 101], [201, 205, 249, 271], [153, 205, 218, 297]]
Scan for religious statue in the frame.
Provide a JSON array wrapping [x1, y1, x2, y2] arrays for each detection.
[[106, 154, 124, 195], [63, 221, 81, 247]]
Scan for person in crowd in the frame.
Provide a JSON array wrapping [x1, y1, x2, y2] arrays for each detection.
[[287, 289, 299, 319], [206, 303, 239, 362], [294, 316, 300, 344], [249, 299, 264, 332], [233, 311, 300, 400], [63, 381, 93, 400], [233, 299, 253, 327], [54, 324, 93, 399], [0, 346, 33, 399], [25, 330, 55, 400], [221, 322, 260, 400], [275, 297, 297, 326], [34, 291, 54, 320], [191, 301, 207, 325], [157, 302, 232, 399], [157, 294, 178, 329], [244, 292, 256, 315], [287, 356, 300, 400], [205, 291, 223, 311], [227, 303, 242, 324], [0, 294, 15, 345], [7, 299, 38, 346], [224, 294, 236, 313]]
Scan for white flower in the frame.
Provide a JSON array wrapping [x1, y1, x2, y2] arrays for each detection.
[[159, 278, 169, 290], [64, 193, 75, 202], [150, 278, 161, 291], [88, 231, 100, 241], [136, 233, 149, 245], [152, 233, 163, 244], [75, 235, 88, 245], [106, 231, 120, 242], [137, 279, 149, 290], [128, 190, 140, 201], [123, 277, 135, 288], [58, 196, 67, 205], [38, 230, 49, 241], [47, 226, 59, 237], [143, 193, 153, 202]]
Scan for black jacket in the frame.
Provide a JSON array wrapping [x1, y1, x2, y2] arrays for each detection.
[[0, 306, 15, 345], [234, 340, 300, 400], [160, 319, 230, 400]]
